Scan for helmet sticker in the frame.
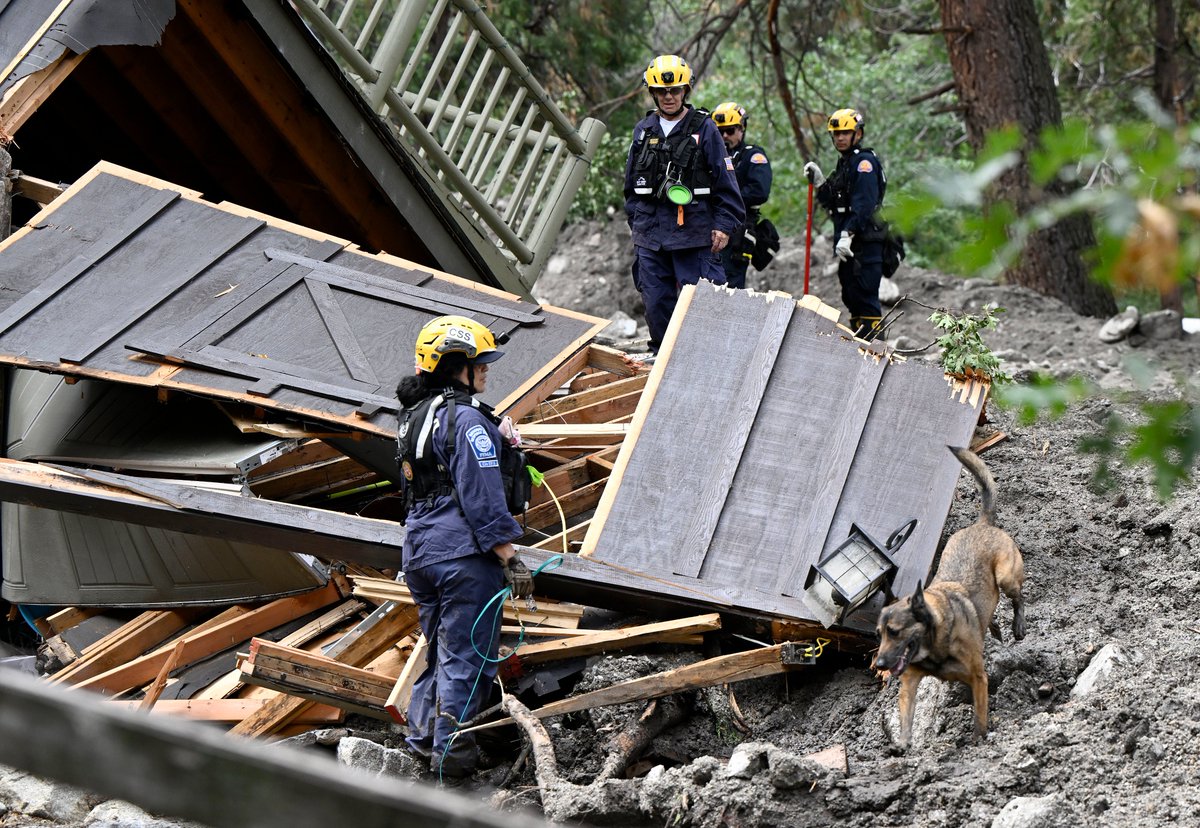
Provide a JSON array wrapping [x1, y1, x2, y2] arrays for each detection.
[[857, 159, 874, 173], [467, 424, 498, 467], [750, 152, 768, 164]]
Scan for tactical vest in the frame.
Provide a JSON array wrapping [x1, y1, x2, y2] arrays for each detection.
[[396, 388, 531, 526], [629, 107, 715, 201], [826, 146, 888, 218]]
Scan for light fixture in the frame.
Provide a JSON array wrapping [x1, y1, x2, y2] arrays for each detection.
[[801, 519, 917, 627]]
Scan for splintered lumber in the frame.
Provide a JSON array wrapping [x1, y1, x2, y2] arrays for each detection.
[[75, 583, 343, 696], [521, 478, 607, 532], [511, 614, 722, 666], [529, 373, 648, 424], [51, 610, 197, 686], [466, 643, 807, 733], [109, 699, 346, 725], [239, 639, 394, 719], [229, 602, 420, 738], [140, 639, 188, 711], [349, 576, 585, 629], [40, 607, 101, 638], [384, 634, 427, 724], [196, 599, 368, 700]]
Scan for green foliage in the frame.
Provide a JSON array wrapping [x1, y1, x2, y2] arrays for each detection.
[[995, 374, 1096, 425], [928, 307, 1011, 384]]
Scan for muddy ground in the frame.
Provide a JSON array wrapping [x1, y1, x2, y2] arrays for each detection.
[[4, 219, 1200, 827]]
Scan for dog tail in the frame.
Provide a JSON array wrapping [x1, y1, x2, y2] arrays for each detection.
[[948, 445, 998, 525]]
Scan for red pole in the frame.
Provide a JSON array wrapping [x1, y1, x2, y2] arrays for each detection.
[[803, 181, 814, 296]]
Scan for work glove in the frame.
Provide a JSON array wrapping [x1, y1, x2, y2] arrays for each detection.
[[803, 161, 825, 187], [835, 232, 855, 261], [502, 556, 535, 599]]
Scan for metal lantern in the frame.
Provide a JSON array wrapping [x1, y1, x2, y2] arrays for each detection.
[[802, 520, 915, 628]]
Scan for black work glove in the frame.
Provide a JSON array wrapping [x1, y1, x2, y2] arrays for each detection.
[[503, 557, 534, 599]]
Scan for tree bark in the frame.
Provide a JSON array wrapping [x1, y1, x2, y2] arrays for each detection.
[[938, 0, 1116, 317]]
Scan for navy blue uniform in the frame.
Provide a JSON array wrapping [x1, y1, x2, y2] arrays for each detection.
[[624, 106, 745, 350], [816, 146, 887, 334], [720, 141, 773, 289], [403, 401, 522, 774]]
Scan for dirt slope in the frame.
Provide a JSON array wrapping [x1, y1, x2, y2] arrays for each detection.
[[520, 218, 1200, 827]]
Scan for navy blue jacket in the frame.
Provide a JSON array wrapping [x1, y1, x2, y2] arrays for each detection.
[[816, 146, 885, 237], [623, 106, 744, 251], [402, 402, 522, 572], [730, 141, 772, 211]]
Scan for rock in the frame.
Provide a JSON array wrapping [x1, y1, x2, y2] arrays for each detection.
[[599, 310, 638, 341], [766, 750, 825, 791], [0, 766, 103, 823], [991, 793, 1064, 827], [278, 727, 348, 749], [85, 799, 203, 828], [546, 254, 569, 277], [1071, 642, 1139, 698], [336, 735, 385, 774], [1139, 309, 1182, 340], [724, 743, 767, 779], [878, 276, 900, 305], [883, 677, 947, 747], [1097, 306, 1139, 343]]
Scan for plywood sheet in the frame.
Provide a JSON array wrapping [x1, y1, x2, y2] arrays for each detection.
[[580, 282, 985, 628]]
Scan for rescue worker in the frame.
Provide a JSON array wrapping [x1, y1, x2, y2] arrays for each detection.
[[396, 315, 534, 780], [624, 54, 745, 353], [804, 108, 888, 339], [711, 101, 773, 289]]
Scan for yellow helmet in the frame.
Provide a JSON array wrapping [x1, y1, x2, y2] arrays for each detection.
[[827, 108, 863, 132], [711, 101, 746, 128], [414, 315, 503, 374], [644, 54, 692, 89]]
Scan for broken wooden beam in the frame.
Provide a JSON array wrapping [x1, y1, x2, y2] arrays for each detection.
[[510, 614, 722, 666], [238, 639, 394, 719], [348, 576, 585, 629], [108, 698, 346, 725]]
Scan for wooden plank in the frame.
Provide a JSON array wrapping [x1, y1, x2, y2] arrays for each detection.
[[304, 279, 378, 384], [385, 634, 427, 724], [108, 698, 345, 725], [265, 249, 542, 324], [0, 53, 83, 137], [240, 663, 390, 719], [673, 293, 795, 578], [535, 389, 643, 426], [58, 213, 265, 364], [529, 373, 648, 423], [587, 344, 639, 378], [529, 519, 591, 553], [522, 477, 607, 531], [229, 602, 420, 738], [13, 173, 66, 206], [519, 424, 629, 440], [141, 639, 189, 711], [0, 188, 180, 338], [246, 640, 397, 693], [51, 611, 196, 687], [579, 286, 696, 557], [513, 614, 722, 665], [348, 578, 584, 629], [467, 644, 797, 732], [41, 607, 101, 637], [501, 343, 591, 423], [176, 241, 344, 348], [75, 583, 343, 696]]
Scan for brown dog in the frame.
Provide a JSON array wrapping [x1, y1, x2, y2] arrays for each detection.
[[872, 446, 1026, 748]]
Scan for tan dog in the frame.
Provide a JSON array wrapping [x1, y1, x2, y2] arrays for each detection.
[[872, 446, 1026, 748]]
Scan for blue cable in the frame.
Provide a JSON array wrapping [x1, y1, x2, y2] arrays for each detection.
[[437, 554, 563, 782]]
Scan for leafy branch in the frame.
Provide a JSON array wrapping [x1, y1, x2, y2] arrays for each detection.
[[928, 306, 1011, 384]]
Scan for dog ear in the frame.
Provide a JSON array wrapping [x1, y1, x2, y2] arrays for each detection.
[[909, 581, 933, 624]]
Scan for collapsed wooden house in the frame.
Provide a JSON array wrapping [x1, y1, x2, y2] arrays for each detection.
[[0, 2, 992, 823]]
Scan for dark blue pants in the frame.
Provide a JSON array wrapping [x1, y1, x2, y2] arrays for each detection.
[[719, 240, 751, 289], [404, 553, 505, 773], [837, 242, 883, 336], [633, 245, 726, 350]]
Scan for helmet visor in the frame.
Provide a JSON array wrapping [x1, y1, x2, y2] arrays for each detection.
[[472, 349, 504, 365]]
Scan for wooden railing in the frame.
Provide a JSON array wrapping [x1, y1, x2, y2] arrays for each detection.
[[291, 0, 605, 292]]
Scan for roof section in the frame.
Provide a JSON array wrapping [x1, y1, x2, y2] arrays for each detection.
[[570, 284, 988, 629], [0, 163, 606, 438]]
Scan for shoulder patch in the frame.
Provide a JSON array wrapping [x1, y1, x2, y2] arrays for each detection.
[[725, 156, 735, 171], [750, 152, 768, 165], [857, 158, 874, 173], [466, 423, 498, 467]]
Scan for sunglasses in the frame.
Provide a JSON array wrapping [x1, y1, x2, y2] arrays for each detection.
[[655, 86, 686, 97], [719, 126, 740, 135]]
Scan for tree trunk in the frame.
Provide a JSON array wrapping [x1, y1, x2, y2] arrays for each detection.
[[938, 0, 1116, 317]]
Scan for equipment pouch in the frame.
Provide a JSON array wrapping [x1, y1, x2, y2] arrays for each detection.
[[500, 442, 532, 518], [751, 217, 781, 270]]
